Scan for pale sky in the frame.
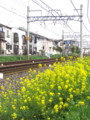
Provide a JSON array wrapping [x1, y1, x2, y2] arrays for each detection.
[[0, 0, 90, 41]]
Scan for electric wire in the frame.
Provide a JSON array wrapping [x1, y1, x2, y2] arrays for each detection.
[[32, 0, 48, 11], [87, 0, 90, 24], [0, 4, 26, 19], [70, 0, 79, 15], [70, 0, 90, 32], [0, 0, 60, 37], [39, 0, 75, 33], [0, 0, 27, 16], [32, 0, 76, 37], [31, 0, 64, 37], [39, 0, 80, 40]]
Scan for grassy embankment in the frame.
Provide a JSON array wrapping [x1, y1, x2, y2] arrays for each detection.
[[0, 54, 79, 62], [0, 55, 48, 62]]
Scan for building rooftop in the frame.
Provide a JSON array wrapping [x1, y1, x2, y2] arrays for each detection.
[[0, 24, 12, 29]]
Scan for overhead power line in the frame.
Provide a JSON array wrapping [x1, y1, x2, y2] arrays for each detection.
[[39, 0, 75, 33], [87, 0, 90, 24], [32, 0, 48, 11], [70, 0, 90, 32], [32, 0, 76, 34], [70, 0, 80, 15], [0, 4, 26, 19], [31, 0, 65, 36]]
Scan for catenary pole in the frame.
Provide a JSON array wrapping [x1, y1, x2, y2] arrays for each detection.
[[27, 6, 30, 60], [62, 30, 64, 54], [80, 5, 83, 58]]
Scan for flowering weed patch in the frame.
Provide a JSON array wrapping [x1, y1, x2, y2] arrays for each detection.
[[1, 57, 90, 120]]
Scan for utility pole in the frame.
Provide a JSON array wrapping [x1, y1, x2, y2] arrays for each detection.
[[80, 5, 83, 58], [62, 30, 64, 54], [27, 6, 30, 60]]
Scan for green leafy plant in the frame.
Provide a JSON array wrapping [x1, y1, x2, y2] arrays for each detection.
[[1, 57, 90, 119]]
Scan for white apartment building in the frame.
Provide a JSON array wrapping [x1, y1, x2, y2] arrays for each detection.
[[0, 23, 80, 56], [29, 33, 58, 57], [0, 24, 12, 54]]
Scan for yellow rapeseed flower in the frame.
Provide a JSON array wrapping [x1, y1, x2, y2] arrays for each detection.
[[41, 99, 45, 105], [54, 104, 59, 113], [59, 105, 62, 109], [66, 98, 71, 102], [38, 64, 42, 68], [21, 86, 26, 92], [69, 94, 73, 99], [48, 98, 53, 103], [12, 105, 16, 110], [58, 86, 62, 90], [47, 117, 51, 120], [59, 97, 63, 101], [76, 101, 85, 107], [50, 84, 54, 89], [49, 92, 54, 96], [0, 86, 4, 90], [63, 103, 69, 108], [11, 113, 17, 119], [87, 96, 90, 99], [21, 118, 24, 120], [20, 106, 29, 110]]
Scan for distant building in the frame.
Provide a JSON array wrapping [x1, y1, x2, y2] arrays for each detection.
[[0, 24, 12, 54], [29, 32, 57, 56], [0, 23, 80, 56], [57, 39, 79, 54], [0, 24, 58, 56]]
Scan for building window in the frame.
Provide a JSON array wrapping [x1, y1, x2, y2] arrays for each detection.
[[6, 44, 9, 49], [49, 47, 51, 51], [6, 30, 10, 38], [22, 35, 26, 44], [29, 45, 32, 49], [34, 37, 37, 43], [33, 47, 37, 54], [30, 35, 32, 43], [0, 31, 5, 39], [32, 35, 34, 40], [14, 45, 19, 54], [43, 46, 44, 50], [29, 45, 32, 54], [10, 45, 12, 49], [14, 33, 19, 43], [6, 44, 12, 50]]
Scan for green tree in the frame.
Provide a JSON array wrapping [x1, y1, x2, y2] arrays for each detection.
[[39, 49, 45, 55], [71, 46, 76, 53], [53, 45, 62, 53], [76, 46, 80, 54]]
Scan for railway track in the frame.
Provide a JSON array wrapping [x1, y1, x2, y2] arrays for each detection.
[[0, 58, 57, 74], [0, 56, 78, 75]]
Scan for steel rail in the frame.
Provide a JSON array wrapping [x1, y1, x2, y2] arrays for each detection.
[[0, 57, 78, 75], [0, 59, 56, 74], [0, 58, 55, 66]]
